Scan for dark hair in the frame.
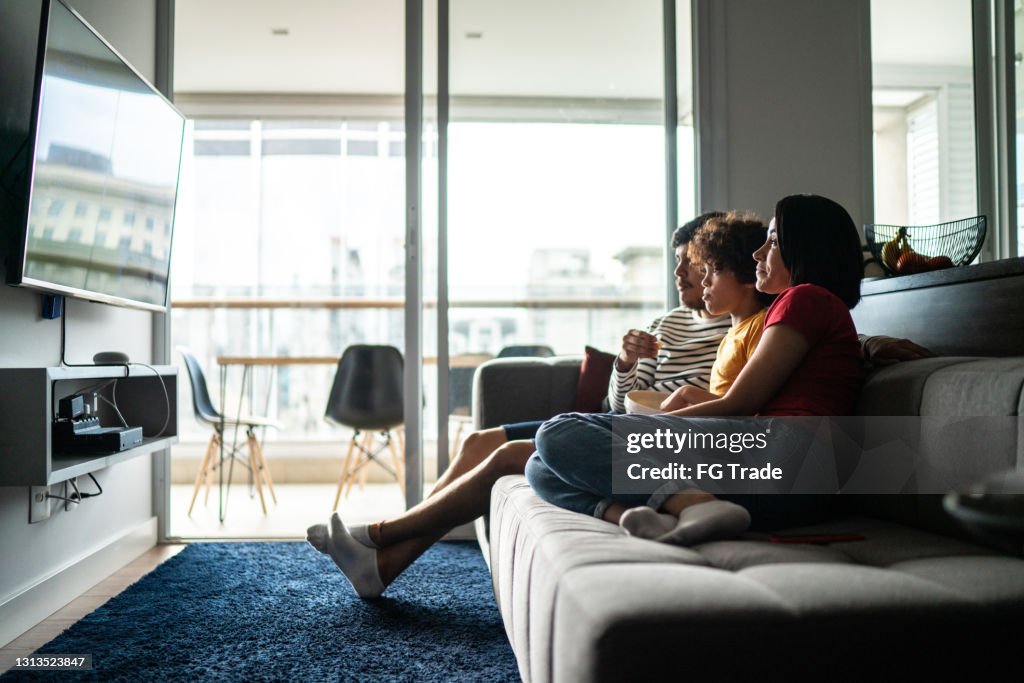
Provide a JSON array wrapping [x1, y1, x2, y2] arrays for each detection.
[[774, 194, 863, 308], [672, 211, 725, 248], [690, 211, 775, 307]]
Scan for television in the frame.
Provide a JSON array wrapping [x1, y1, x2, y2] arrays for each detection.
[[4, 0, 185, 312]]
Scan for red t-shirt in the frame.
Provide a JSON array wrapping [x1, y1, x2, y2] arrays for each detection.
[[759, 284, 862, 416]]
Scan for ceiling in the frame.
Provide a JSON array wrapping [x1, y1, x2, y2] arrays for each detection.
[[174, 0, 671, 99], [173, 0, 971, 100], [870, 0, 973, 67]]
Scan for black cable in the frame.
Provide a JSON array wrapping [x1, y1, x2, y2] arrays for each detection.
[[57, 297, 170, 438], [79, 473, 103, 499], [110, 363, 171, 438], [45, 493, 80, 505], [59, 303, 128, 376], [97, 392, 129, 428], [57, 300, 173, 437], [46, 474, 103, 505]]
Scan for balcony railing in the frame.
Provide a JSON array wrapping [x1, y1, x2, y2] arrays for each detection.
[[170, 295, 665, 443], [172, 296, 662, 310]]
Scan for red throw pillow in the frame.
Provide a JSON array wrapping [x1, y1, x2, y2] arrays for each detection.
[[575, 346, 617, 413]]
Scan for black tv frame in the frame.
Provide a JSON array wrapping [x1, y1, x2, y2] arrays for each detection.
[[1, 0, 185, 313]]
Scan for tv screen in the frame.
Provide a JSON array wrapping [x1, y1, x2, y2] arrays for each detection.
[[14, 0, 185, 311]]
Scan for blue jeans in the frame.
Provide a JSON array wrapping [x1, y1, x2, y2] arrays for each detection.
[[525, 412, 834, 529], [525, 413, 649, 519], [502, 420, 544, 442]]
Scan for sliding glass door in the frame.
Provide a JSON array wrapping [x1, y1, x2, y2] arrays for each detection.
[[429, 0, 689, 478], [169, 1, 410, 537], [166, 0, 693, 535]]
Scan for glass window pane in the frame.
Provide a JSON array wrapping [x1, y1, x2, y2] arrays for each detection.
[[871, 0, 977, 229], [677, 0, 696, 224], [1015, 3, 1024, 255], [447, 0, 667, 365], [170, 0, 408, 536]]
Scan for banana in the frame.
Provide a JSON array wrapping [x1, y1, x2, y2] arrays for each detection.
[[880, 228, 907, 272]]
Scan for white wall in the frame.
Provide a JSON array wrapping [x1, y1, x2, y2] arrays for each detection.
[[694, 0, 873, 226], [875, 109, 909, 225], [0, 0, 161, 647]]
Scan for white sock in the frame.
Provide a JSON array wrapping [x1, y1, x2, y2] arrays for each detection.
[[656, 500, 751, 546], [620, 507, 677, 539], [349, 524, 378, 549], [306, 513, 386, 599]]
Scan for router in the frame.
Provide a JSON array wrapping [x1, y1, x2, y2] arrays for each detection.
[[52, 414, 142, 454]]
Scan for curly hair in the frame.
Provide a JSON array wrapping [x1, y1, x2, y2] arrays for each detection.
[[689, 211, 767, 282], [689, 211, 773, 307]]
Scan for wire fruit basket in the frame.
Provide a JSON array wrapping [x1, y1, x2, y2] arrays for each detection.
[[864, 216, 986, 275]]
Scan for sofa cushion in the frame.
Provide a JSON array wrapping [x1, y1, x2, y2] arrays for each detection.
[[917, 359, 1024, 491], [574, 346, 616, 413], [855, 356, 975, 416], [490, 476, 707, 683], [919, 358, 1024, 417], [848, 357, 1024, 541], [491, 475, 1024, 683]]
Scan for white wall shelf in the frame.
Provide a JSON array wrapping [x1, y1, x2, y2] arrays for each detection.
[[0, 365, 178, 486]]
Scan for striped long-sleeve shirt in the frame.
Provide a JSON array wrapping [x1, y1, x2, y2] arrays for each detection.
[[608, 307, 731, 413]]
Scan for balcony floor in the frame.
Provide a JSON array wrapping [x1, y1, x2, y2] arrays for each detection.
[[168, 482, 408, 539]]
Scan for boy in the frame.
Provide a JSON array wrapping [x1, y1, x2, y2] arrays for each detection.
[[658, 211, 772, 410]]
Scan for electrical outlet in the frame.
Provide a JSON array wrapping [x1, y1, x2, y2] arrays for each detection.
[[29, 485, 52, 523], [28, 481, 78, 523]]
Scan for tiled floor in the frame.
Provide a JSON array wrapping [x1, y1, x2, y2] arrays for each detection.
[[168, 482, 413, 539], [0, 544, 186, 675]]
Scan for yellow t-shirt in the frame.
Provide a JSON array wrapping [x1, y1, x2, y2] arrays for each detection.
[[708, 308, 767, 396]]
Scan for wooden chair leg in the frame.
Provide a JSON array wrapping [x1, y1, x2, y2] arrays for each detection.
[[387, 431, 405, 498], [333, 434, 358, 511], [251, 434, 277, 504], [188, 433, 217, 516], [345, 434, 373, 498], [203, 433, 221, 505], [358, 432, 373, 492], [247, 432, 268, 515], [344, 451, 364, 497]]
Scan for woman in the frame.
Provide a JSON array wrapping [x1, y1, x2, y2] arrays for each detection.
[[525, 194, 866, 545]]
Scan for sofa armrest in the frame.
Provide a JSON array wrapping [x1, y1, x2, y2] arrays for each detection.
[[473, 357, 582, 430]]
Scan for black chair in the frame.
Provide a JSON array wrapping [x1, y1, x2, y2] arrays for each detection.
[[325, 344, 405, 509], [178, 348, 279, 516], [497, 344, 555, 358]]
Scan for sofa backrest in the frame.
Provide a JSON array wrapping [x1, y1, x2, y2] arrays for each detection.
[[473, 357, 582, 430], [846, 356, 1024, 539], [473, 354, 1024, 541]]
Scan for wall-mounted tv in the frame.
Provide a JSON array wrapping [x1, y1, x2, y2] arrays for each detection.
[[6, 0, 185, 312]]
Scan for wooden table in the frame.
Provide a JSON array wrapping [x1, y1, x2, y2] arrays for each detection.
[[212, 353, 494, 518]]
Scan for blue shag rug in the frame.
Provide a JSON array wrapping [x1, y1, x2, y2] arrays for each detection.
[[4, 542, 519, 682]]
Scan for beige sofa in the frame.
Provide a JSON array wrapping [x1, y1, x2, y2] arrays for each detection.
[[473, 356, 1024, 681]]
